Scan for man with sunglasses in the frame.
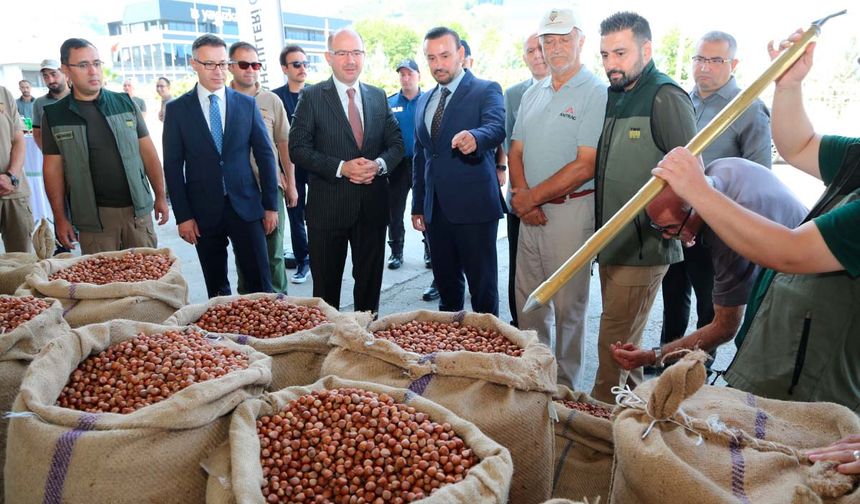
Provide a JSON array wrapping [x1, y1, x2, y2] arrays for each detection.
[[658, 31, 774, 368], [273, 45, 312, 285], [163, 34, 279, 298], [228, 41, 298, 295], [41, 38, 169, 254], [611, 157, 806, 371]]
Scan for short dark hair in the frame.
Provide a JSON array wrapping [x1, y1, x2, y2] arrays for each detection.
[[59, 38, 96, 65], [279, 45, 306, 67], [157, 76, 171, 86], [192, 34, 227, 55], [229, 41, 258, 59], [424, 26, 461, 49], [19, 79, 31, 86], [599, 12, 652, 43]]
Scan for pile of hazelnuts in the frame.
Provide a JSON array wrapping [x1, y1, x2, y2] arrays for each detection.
[[57, 329, 249, 414], [0, 296, 50, 333], [48, 252, 173, 285], [373, 321, 524, 356], [257, 388, 477, 503], [195, 297, 328, 339], [555, 399, 613, 420]]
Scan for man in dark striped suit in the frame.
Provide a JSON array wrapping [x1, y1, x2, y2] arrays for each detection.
[[288, 28, 404, 313]]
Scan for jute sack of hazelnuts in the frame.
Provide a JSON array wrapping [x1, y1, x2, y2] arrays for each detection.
[[16, 247, 189, 327], [0, 296, 70, 504], [610, 351, 860, 504], [320, 310, 557, 504], [203, 375, 514, 503], [551, 385, 614, 503], [165, 293, 373, 390], [4, 320, 272, 504], [0, 253, 39, 295]]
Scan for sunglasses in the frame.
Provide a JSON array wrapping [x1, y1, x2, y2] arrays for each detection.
[[234, 61, 262, 70], [649, 207, 693, 237], [288, 61, 310, 69]]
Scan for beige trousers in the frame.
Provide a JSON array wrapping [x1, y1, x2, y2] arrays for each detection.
[[78, 206, 156, 255], [0, 197, 34, 253]]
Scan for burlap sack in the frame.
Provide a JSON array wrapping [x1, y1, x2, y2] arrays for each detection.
[[320, 310, 557, 504], [165, 293, 372, 390], [552, 386, 614, 502], [203, 375, 514, 503], [610, 351, 860, 503], [0, 297, 70, 504], [0, 253, 38, 295], [4, 320, 272, 504], [32, 219, 54, 260], [16, 247, 189, 327]]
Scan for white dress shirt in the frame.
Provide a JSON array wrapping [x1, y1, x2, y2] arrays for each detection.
[[331, 77, 387, 177], [196, 84, 226, 133]]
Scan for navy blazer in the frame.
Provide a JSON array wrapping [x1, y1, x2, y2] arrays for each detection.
[[163, 85, 278, 231], [412, 70, 505, 224]]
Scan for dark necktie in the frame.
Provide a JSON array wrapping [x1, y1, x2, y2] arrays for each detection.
[[431, 87, 451, 139], [208, 94, 222, 154], [346, 87, 363, 148]]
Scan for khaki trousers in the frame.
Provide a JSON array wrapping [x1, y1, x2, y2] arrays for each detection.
[[78, 206, 156, 255], [515, 194, 594, 390], [591, 263, 668, 403], [0, 197, 34, 253]]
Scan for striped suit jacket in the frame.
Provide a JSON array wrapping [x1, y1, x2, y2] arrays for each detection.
[[288, 77, 404, 230]]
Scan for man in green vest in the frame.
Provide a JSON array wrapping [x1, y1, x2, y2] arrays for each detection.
[[42, 38, 169, 254], [652, 30, 859, 412], [591, 12, 697, 402]]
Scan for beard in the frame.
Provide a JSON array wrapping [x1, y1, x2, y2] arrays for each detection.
[[606, 56, 645, 91]]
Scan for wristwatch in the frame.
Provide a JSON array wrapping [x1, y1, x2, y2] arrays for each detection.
[[374, 158, 387, 176], [496, 164, 507, 171], [1, 172, 19, 187], [652, 346, 664, 368]]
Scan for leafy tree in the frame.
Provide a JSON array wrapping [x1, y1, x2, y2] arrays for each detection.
[[655, 27, 695, 85], [355, 19, 420, 69]]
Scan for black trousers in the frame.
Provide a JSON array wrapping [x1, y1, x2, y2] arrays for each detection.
[[427, 196, 499, 316], [286, 167, 309, 267], [195, 197, 272, 298], [307, 218, 386, 313], [387, 158, 413, 256], [507, 211, 520, 326], [660, 241, 715, 345]]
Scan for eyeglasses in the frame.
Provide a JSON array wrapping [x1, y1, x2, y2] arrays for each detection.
[[691, 56, 730, 66], [194, 58, 229, 70], [65, 60, 103, 71], [650, 207, 693, 237], [288, 61, 310, 69], [233, 60, 262, 70], [330, 50, 365, 58]]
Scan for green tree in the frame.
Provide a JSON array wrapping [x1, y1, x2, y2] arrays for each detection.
[[655, 27, 695, 85], [355, 19, 420, 69]]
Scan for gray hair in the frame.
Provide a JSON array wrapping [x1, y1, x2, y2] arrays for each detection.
[[700, 31, 737, 59]]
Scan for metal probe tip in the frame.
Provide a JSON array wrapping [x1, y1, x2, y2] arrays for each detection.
[[522, 295, 542, 314]]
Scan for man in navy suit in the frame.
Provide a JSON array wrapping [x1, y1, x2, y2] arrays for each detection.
[[289, 29, 404, 313], [412, 27, 506, 315], [163, 34, 279, 298]]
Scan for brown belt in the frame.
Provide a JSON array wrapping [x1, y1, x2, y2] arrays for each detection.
[[546, 189, 595, 204]]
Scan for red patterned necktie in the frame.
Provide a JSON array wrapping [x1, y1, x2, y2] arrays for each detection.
[[346, 87, 363, 148]]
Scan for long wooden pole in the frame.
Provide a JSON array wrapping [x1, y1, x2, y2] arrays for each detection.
[[523, 11, 846, 314]]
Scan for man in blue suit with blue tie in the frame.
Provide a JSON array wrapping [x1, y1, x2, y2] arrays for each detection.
[[163, 34, 279, 298], [412, 27, 506, 315]]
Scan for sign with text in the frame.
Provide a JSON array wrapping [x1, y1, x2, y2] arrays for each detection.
[[236, 0, 285, 89]]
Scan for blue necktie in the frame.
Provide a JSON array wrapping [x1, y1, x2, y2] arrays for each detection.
[[209, 94, 223, 154]]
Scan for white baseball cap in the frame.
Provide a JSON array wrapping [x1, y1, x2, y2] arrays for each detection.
[[537, 8, 580, 36]]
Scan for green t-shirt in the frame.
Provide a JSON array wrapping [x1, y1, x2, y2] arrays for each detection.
[[737, 135, 860, 347]]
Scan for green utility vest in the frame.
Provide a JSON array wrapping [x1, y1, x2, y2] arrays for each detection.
[[596, 61, 684, 266], [726, 144, 860, 412], [43, 90, 153, 233]]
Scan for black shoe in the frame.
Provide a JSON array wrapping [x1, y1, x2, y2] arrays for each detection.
[[284, 251, 297, 269], [387, 254, 403, 270], [423, 251, 432, 269], [422, 282, 440, 301], [291, 263, 310, 284]]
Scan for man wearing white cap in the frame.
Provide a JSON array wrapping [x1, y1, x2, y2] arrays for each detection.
[[508, 8, 607, 389], [32, 59, 69, 150]]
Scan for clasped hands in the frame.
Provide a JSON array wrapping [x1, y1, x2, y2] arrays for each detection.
[[342, 158, 379, 185], [510, 187, 547, 226]]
